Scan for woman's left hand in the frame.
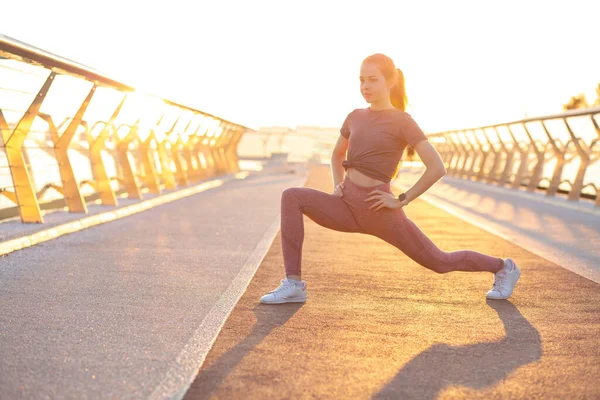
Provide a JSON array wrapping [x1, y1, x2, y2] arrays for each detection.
[[365, 190, 406, 210]]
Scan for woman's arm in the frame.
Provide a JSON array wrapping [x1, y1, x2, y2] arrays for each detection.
[[331, 135, 349, 189], [402, 139, 446, 203]]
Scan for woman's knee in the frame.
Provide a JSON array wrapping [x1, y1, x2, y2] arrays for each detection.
[[414, 252, 452, 274], [281, 186, 305, 201], [282, 186, 314, 202], [429, 263, 452, 274]]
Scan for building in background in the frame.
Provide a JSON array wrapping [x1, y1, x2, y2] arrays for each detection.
[[237, 125, 340, 163]]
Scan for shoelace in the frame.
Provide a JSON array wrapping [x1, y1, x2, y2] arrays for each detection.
[[271, 279, 295, 294], [493, 271, 508, 291]]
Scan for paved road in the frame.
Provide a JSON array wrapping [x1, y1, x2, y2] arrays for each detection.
[[0, 163, 308, 399], [1, 162, 598, 399], [185, 163, 599, 400]]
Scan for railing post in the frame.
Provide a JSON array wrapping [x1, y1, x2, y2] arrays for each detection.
[[180, 117, 197, 182], [156, 136, 177, 190], [441, 134, 454, 172], [226, 126, 244, 173], [481, 128, 500, 184], [164, 113, 188, 188], [472, 129, 489, 182], [89, 95, 126, 206], [3, 72, 57, 223], [139, 130, 162, 195], [46, 85, 97, 213], [187, 119, 206, 181], [217, 124, 236, 173], [506, 125, 531, 190], [492, 127, 514, 186], [456, 132, 469, 178], [564, 118, 591, 201], [447, 133, 462, 176], [541, 120, 566, 197], [171, 134, 189, 187], [194, 129, 215, 179], [116, 121, 143, 199], [461, 131, 477, 179], [209, 124, 225, 174], [521, 123, 546, 192]]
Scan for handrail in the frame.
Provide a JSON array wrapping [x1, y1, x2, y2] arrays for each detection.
[[235, 110, 599, 209], [0, 34, 252, 130], [425, 107, 600, 206], [0, 35, 254, 223], [435, 105, 600, 132]]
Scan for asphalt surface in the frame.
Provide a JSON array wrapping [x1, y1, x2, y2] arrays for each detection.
[[0, 163, 308, 399], [184, 163, 599, 400], [1, 162, 598, 399]]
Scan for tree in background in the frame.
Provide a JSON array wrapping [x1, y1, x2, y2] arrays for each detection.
[[563, 94, 589, 110], [563, 83, 600, 110]]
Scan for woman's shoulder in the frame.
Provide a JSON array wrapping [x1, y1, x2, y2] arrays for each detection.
[[346, 108, 415, 121], [390, 109, 417, 123]]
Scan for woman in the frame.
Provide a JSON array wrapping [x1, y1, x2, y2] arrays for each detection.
[[260, 53, 520, 304]]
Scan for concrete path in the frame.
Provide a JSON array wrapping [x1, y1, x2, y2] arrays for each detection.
[[1, 162, 598, 399], [184, 164, 599, 400], [0, 162, 308, 399]]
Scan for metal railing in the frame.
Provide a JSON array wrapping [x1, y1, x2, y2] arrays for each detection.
[[0, 34, 253, 223], [236, 108, 600, 208], [427, 107, 600, 206]]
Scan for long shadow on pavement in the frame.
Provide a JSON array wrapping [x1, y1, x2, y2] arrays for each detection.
[[372, 300, 542, 399], [185, 300, 540, 399], [184, 303, 305, 400]]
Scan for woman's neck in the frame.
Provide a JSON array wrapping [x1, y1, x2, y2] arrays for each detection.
[[368, 100, 395, 111]]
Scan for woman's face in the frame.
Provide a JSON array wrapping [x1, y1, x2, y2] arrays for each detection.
[[360, 62, 392, 104]]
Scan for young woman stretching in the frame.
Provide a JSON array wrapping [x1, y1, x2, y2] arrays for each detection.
[[260, 53, 520, 304]]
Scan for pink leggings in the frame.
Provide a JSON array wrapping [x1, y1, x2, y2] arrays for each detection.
[[281, 175, 504, 276]]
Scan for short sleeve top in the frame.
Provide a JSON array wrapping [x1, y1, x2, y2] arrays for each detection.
[[340, 107, 428, 182]]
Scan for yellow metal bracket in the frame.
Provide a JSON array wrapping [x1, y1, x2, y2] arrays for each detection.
[[165, 114, 189, 188], [0, 188, 17, 203], [156, 136, 177, 190], [88, 95, 126, 207], [3, 72, 56, 223], [36, 85, 96, 214], [116, 120, 143, 199], [139, 129, 161, 195]]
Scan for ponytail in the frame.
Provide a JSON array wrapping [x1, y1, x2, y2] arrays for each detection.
[[390, 68, 407, 111]]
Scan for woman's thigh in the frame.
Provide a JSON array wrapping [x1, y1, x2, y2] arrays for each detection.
[[366, 210, 502, 273], [363, 208, 436, 265], [282, 187, 364, 233]]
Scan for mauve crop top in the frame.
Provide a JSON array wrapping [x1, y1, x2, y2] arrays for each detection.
[[340, 107, 429, 183]]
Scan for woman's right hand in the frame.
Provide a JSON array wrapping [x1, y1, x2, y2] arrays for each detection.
[[333, 182, 345, 197]]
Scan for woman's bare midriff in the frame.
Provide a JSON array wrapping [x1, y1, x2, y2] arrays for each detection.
[[345, 168, 387, 188]]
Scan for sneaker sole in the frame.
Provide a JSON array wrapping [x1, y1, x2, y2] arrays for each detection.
[[260, 296, 307, 304], [486, 267, 521, 300]]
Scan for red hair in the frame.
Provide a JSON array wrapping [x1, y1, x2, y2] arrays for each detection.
[[362, 53, 408, 111]]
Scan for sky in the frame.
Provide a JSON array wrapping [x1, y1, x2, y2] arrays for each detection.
[[2, 0, 599, 132]]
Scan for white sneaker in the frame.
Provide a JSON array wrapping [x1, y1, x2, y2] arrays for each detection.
[[260, 278, 307, 304], [486, 258, 521, 300]]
